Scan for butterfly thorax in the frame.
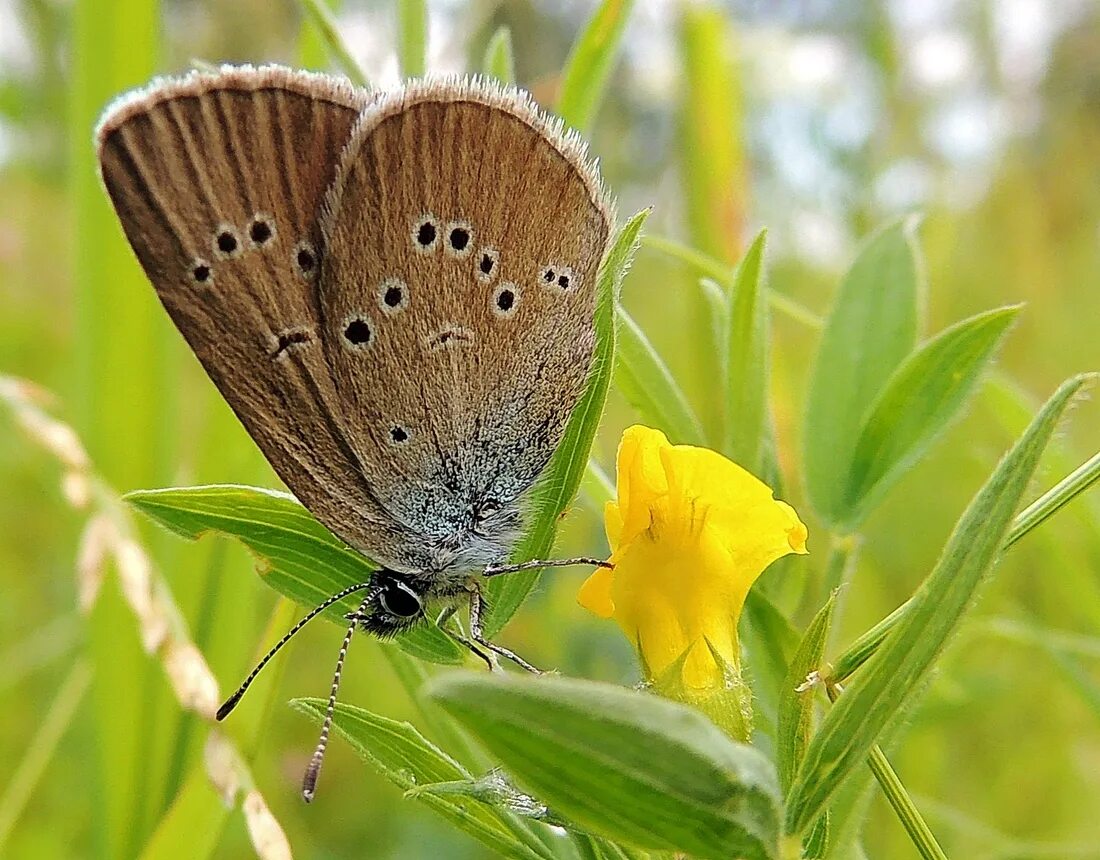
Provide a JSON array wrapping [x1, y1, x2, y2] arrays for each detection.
[[379, 492, 526, 590]]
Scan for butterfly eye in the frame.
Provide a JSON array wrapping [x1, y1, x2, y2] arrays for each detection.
[[379, 582, 422, 619]]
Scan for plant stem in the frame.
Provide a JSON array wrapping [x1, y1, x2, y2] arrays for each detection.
[[826, 683, 948, 860], [866, 746, 949, 860], [1004, 449, 1100, 549]]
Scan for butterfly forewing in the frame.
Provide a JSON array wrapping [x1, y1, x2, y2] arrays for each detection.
[[95, 67, 412, 559], [97, 68, 614, 577], [317, 80, 614, 548]]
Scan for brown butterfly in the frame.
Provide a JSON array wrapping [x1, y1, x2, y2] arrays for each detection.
[[96, 65, 615, 799]]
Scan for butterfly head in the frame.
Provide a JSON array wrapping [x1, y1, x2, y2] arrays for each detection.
[[353, 568, 427, 637]]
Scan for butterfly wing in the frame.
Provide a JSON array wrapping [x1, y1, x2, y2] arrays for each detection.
[[96, 65, 413, 560], [316, 79, 614, 563]]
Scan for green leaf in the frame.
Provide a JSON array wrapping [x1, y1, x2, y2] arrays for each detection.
[[740, 589, 801, 729], [125, 484, 465, 665], [839, 305, 1020, 528], [614, 306, 706, 446], [802, 813, 829, 859], [803, 218, 923, 528], [557, 0, 635, 134], [483, 210, 650, 636], [482, 26, 515, 83], [292, 699, 554, 860], [725, 229, 770, 472], [785, 374, 1094, 835], [396, 0, 427, 78], [776, 593, 836, 796], [429, 673, 781, 859], [572, 832, 654, 860]]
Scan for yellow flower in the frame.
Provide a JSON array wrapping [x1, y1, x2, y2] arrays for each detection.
[[579, 425, 808, 693]]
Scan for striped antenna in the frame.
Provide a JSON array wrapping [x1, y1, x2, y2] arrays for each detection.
[[302, 591, 373, 802], [215, 581, 376, 721]]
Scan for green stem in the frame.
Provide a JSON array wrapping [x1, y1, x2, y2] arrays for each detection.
[[1004, 450, 1100, 549], [866, 746, 949, 860], [829, 449, 1100, 684], [826, 683, 948, 860], [642, 234, 824, 329]]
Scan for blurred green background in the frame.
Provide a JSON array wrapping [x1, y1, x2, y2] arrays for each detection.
[[2, 0, 1099, 857]]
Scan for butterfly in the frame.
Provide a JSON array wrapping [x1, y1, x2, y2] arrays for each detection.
[[95, 65, 615, 798]]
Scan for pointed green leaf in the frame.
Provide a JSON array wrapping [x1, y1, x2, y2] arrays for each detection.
[[292, 699, 554, 860], [615, 307, 705, 446], [483, 210, 649, 635], [839, 305, 1020, 528], [557, 0, 635, 133], [125, 484, 464, 664], [776, 593, 836, 796], [740, 589, 801, 729], [725, 229, 770, 471], [482, 26, 515, 83], [429, 673, 781, 859], [785, 374, 1094, 835], [803, 218, 922, 527]]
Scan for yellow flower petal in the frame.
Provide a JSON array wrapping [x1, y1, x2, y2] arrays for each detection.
[[580, 424, 809, 700], [577, 565, 615, 618], [614, 425, 669, 551]]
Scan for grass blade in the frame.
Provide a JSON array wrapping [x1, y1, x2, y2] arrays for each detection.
[[0, 662, 92, 854], [676, 6, 745, 264], [786, 374, 1094, 835], [557, 0, 635, 134], [724, 229, 769, 471], [803, 217, 923, 529], [482, 26, 515, 83], [292, 699, 555, 860], [397, 0, 427, 78], [429, 673, 781, 860], [482, 210, 649, 636], [71, 0, 169, 853], [615, 306, 706, 446], [126, 484, 464, 664], [297, 0, 341, 69], [297, 0, 369, 86], [840, 305, 1020, 528]]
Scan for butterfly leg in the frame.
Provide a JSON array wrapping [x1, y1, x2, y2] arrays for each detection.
[[467, 586, 542, 674]]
